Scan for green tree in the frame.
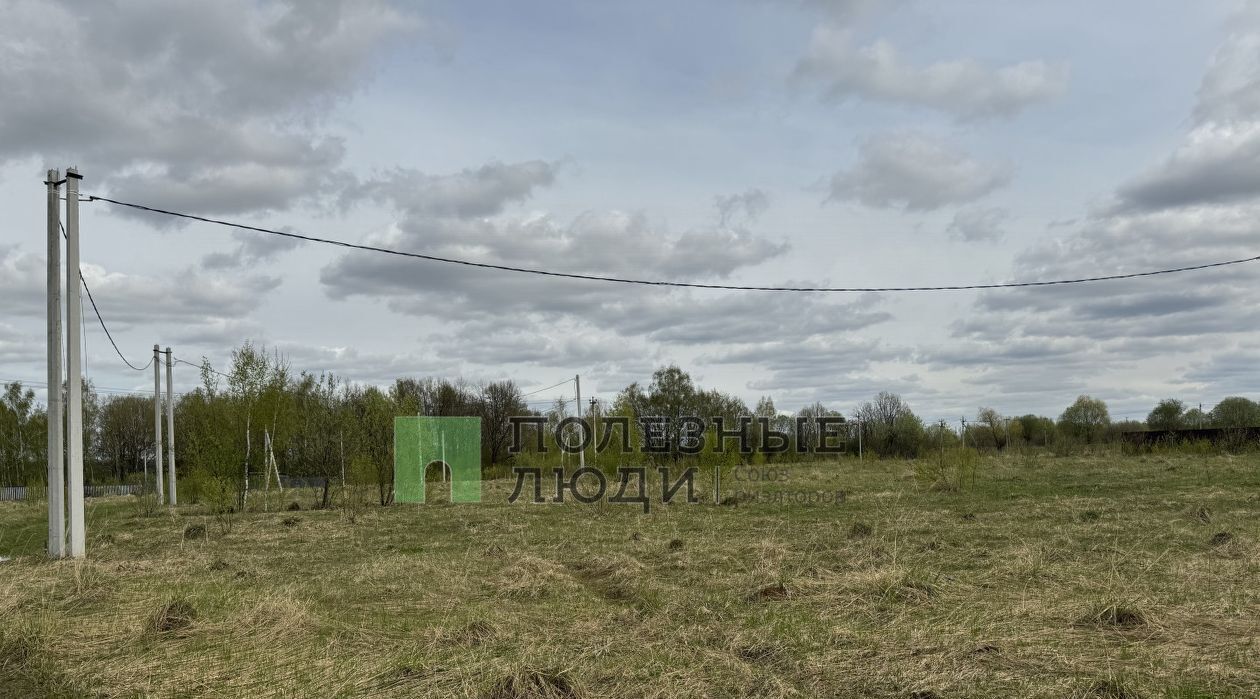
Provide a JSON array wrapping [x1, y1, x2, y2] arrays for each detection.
[[853, 392, 924, 458], [1058, 395, 1110, 444], [1208, 396, 1260, 428], [1146, 399, 1185, 431]]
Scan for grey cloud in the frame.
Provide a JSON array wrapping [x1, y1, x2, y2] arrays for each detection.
[[605, 292, 891, 345], [1184, 346, 1260, 395], [1193, 9, 1260, 125], [948, 206, 1009, 242], [698, 337, 909, 407], [170, 319, 267, 347], [0, 0, 419, 216], [429, 322, 655, 369], [0, 246, 280, 332], [1112, 123, 1260, 213], [343, 161, 560, 219], [320, 179, 791, 336], [0, 323, 42, 366], [0, 246, 45, 317], [952, 203, 1260, 388], [795, 26, 1068, 120], [715, 189, 770, 227], [202, 230, 303, 270], [77, 264, 281, 327], [828, 132, 1011, 211], [270, 343, 458, 387]]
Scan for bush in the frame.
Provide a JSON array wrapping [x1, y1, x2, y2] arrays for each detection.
[[180, 469, 215, 505], [914, 447, 978, 492]]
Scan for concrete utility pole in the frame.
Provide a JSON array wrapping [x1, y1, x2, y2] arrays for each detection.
[[574, 374, 584, 469], [589, 397, 598, 468], [165, 348, 176, 506], [64, 167, 85, 558], [153, 345, 164, 505], [46, 169, 65, 559]]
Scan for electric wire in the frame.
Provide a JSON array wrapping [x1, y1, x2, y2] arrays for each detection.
[[520, 378, 575, 397], [59, 221, 151, 372], [86, 195, 1260, 293]]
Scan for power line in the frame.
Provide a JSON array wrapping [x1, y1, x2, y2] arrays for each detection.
[[173, 356, 231, 379], [521, 377, 574, 397], [86, 195, 1260, 293], [59, 221, 151, 372], [0, 377, 183, 398]]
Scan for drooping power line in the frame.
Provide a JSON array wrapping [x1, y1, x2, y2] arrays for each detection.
[[521, 377, 575, 397], [86, 195, 1260, 293], [59, 221, 151, 372]]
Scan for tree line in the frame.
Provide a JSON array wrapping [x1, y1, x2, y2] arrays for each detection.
[[2, 341, 1258, 503]]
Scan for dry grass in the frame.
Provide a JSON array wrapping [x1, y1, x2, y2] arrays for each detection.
[[0, 453, 1258, 697]]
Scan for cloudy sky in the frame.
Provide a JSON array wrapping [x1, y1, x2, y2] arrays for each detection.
[[2, 0, 1258, 423]]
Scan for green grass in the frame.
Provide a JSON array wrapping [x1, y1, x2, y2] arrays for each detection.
[[1, 452, 1258, 698]]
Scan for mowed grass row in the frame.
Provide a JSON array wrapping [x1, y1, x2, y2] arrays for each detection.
[[1, 453, 1258, 698]]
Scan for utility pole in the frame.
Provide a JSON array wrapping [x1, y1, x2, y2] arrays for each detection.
[[165, 348, 176, 506], [46, 169, 65, 559], [589, 397, 598, 468], [574, 374, 584, 469], [857, 420, 863, 460], [153, 345, 164, 505], [64, 167, 85, 558]]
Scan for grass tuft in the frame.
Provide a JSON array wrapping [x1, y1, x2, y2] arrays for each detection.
[[483, 668, 582, 699], [1071, 678, 1145, 698], [1079, 602, 1146, 628], [148, 598, 197, 634]]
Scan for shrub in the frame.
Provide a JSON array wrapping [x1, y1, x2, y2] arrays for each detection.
[[914, 447, 978, 492]]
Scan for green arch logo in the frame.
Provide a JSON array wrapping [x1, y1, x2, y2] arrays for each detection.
[[394, 416, 482, 503]]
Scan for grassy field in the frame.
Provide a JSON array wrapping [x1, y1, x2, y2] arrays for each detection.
[[1, 452, 1258, 698]]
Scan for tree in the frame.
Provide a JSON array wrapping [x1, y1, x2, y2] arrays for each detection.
[[1146, 399, 1185, 431], [644, 365, 700, 463], [1013, 414, 1056, 446], [478, 380, 526, 466], [853, 392, 924, 458], [96, 395, 152, 483], [1058, 395, 1110, 443], [976, 407, 1008, 449], [1208, 397, 1260, 428], [1, 382, 40, 486]]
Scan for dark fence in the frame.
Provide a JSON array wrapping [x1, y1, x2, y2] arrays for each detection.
[[1, 477, 330, 502], [1119, 426, 1260, 447], [0, 484, 147, 502]]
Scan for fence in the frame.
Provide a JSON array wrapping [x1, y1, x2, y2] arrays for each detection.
[[1120, 426, 1260, 447], [2, 477, 329, 502], [0, 484, 148, 502]]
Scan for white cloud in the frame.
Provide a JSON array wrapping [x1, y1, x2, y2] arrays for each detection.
[[827, 132, 1011, 211], [795, 26, 1068, 119]]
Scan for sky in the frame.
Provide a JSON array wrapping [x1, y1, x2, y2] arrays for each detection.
[[1, 0, 1257, 424]]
